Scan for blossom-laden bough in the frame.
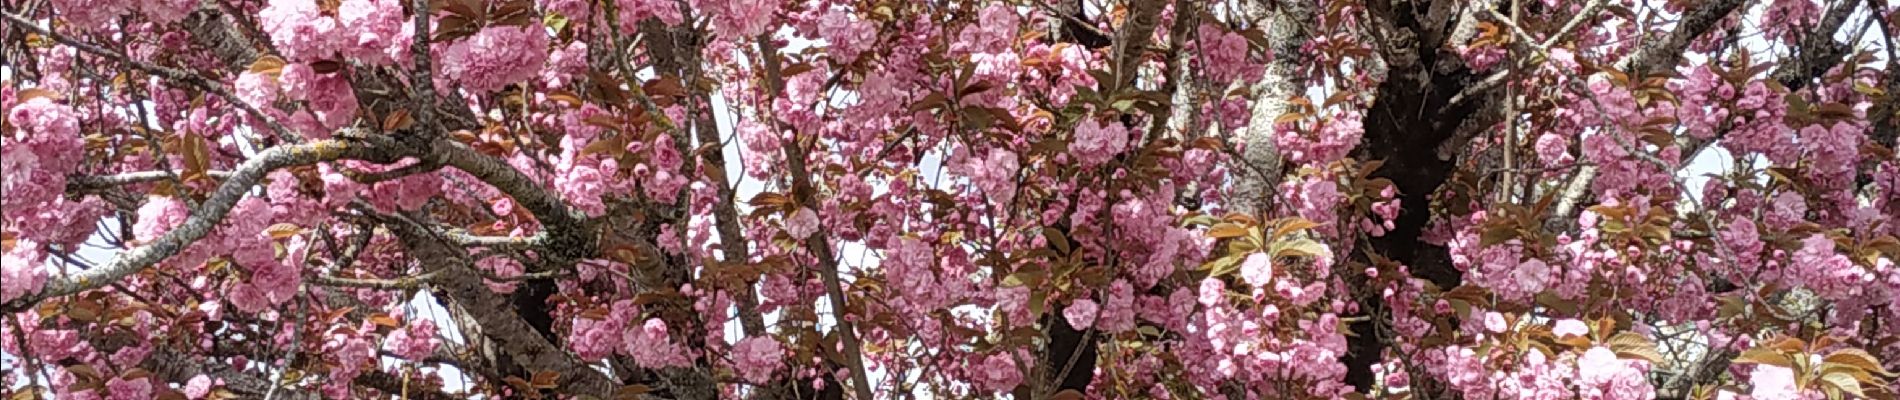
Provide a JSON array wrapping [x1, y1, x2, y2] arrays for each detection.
[[1, 0, 1897, 399]]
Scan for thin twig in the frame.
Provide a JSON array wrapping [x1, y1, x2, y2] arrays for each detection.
[[754, 32, 878, 400]]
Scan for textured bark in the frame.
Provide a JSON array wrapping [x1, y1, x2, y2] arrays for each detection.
[[1868, 0, 1900, 151], [180, 9, 262, 72], [420, 138, 597, 266], [1227, 0, 1310, 217], [383, 216, 621, 398]]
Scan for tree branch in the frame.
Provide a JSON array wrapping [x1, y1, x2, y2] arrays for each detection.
[[418, 139, 594, 267], [757, 34, 877, 400], [1, 138, 402, 313], [1614, 0, 1747, 74], [1864, 0, 1900, 150], [1230, 0, 1312, 216], [350, 159, 443, 184], [1108, 0, 1165, 91], [646, 18, 769, 337], [379, 213, 621, 398], [67, 170, 236, 190], [1547, 0, 1749, 225], [408, 0, 438, 126]]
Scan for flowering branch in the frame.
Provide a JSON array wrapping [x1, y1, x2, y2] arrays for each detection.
[[66, 170, 237, 190], [1, 10, 301, 144], [756, 34, 878, 400], [1546, 0, 1749, 226], [417, 138, 595, 266], [377, 212, 621, 398], [0, 138, 402, 313]]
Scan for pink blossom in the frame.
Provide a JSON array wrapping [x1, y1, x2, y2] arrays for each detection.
[[1198, 24, 1261, 83], [104, 376, 152, 400], [1761, 0, 1821, 42], [1458, 43, 1506, 72], [1785, 233, 1872, 302], [1241, 253, 1274, 287], [1719, 216, 1764, 277], [1198, 277, 1225, 307], [696, 0, 775, 38], [624, 318, 692, 368], [1, 242, 48, 303], [544, 42, 590, 88], [1483, 312, 1507, 333], [952, 147, 1021, 206], [441, 24, 551, 92], [732, 336, 784, 383], [556, 163, 609, 216], [1064, 299, 1100, 329], [1276, 111, 1363, 165], [235, 72, 280, 109], [134, 196, 191, 242], [335, 0, 411, 65], [785, 207, 821, 240], [1765, 191, 1809, 230], [1748, 364, 1817, 400], [543, 0, 590, 19], [227, 283, 271, 314], [1513, 258, 1552, 296], [384, 319, 441, 360], [1536, 132, 1571, 166], [972, 352, 1022, 392], [259, 0, 341, 61], [1096, 280, 1137, 332], [954, 3, 1019, 54], [183, 375, 214, 399], [1553, 319, 1589, 338], [819, 8, 878, 62], [1071, 118, 1129, 167], [4, 97, 84, 214], [283, 68, 360, 130], [571, 301, 633, 361], [1576, 346, 1655, 400], [477, 256, 524, 293], [616, 0, 682, 27]]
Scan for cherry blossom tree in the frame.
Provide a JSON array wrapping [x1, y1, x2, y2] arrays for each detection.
[[1, 0, 1897, 398]]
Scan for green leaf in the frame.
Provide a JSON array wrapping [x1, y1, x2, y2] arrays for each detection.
[[1205, 253, 1245, 277], [1733, 347, 1796, 369], [1479, 224, 1518, 246], [1268, 218, 1323, 240], [1180, 214, 1220, 228], [1042, 227, 1071, 256], [907, 92, 949, 113], [1273, 237, 1329, 259], [1818, 370, 1866, 399], [1027, 289, 1048, 318], [1207, 223, 1249, 239], [1823, 348, 1895, 377], [1534, 292, 1578, 315], [1607, 332, 1666, 366], [1001, 269, 1044, 288]]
